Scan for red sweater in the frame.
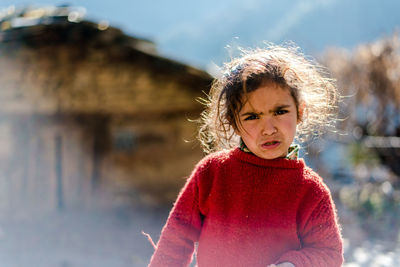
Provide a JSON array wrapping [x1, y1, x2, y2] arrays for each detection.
[[148, 148, 343, 267]]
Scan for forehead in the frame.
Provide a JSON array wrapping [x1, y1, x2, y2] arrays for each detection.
[[241, 83, 295, 111]]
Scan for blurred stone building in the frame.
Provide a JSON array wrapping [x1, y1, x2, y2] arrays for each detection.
[[0, 6, 212, 219]]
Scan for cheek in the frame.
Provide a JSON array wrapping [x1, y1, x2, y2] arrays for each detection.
[[237, 123, 251, 137], [282, 117, 298, 136], [237, 122, 259, 140]]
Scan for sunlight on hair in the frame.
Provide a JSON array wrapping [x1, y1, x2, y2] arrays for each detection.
[[198, 43, 340, 153]]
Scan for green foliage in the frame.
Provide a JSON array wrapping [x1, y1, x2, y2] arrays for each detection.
[[348, 142, 380, 166]]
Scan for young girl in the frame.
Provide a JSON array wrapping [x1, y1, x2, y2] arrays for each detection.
[[148, 44, 343, 267]]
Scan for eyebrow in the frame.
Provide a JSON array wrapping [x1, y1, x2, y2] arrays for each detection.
[[240, 104, 292, 117]]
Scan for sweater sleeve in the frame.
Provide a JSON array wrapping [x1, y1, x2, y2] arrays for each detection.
[[148, 169, 203, 267], [275, 187, 344, 267]]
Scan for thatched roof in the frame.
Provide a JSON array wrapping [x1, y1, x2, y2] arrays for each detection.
[[0, 5, 212, 83], [0, 5, 213, 115], [0, 5, 155, 51]]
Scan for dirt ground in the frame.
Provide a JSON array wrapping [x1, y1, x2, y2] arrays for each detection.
[[0, 207, 399, 267], [0, 208, 169, 267]]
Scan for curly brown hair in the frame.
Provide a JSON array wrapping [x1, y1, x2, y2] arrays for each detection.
[[198, 44, 339, 153]]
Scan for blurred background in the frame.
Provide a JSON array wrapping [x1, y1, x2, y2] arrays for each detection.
[[0, 0, 399, 266]]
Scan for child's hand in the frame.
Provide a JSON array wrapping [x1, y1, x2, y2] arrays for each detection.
[[267, 262, 295, 267]]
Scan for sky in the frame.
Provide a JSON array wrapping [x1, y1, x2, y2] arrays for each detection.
[[1, 0, 399, 69]]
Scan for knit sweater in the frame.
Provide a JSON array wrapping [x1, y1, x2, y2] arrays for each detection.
[[148, 148, 343, 267]]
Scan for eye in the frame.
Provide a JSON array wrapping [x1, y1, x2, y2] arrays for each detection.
[[244, 114, 259, 121], [274, 109, 289, 116]]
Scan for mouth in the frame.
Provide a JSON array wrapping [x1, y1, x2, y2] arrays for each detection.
[[261, 141, 280, 149]]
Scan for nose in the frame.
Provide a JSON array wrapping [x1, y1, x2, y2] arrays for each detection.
[[261, 117, 277, 136]]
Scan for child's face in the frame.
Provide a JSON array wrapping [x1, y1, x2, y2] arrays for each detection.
[[236, 83, 300, 160]]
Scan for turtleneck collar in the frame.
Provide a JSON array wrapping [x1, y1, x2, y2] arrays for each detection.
[[230, 147, 305, 169]]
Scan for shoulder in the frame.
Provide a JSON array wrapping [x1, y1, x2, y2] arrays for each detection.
[[300, 165, 332, 198], [296, 165, 337, 219], [194, 149, 234, 170], [188, 149, 236, 184]]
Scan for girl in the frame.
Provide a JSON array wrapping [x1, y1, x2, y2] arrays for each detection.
[[148, 44, 343, 267]]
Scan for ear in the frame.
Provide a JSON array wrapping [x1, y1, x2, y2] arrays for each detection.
[[297, 102, 305, 124]]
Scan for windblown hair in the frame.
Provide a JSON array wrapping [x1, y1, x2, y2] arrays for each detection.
[[198, 44, 339, 153]]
